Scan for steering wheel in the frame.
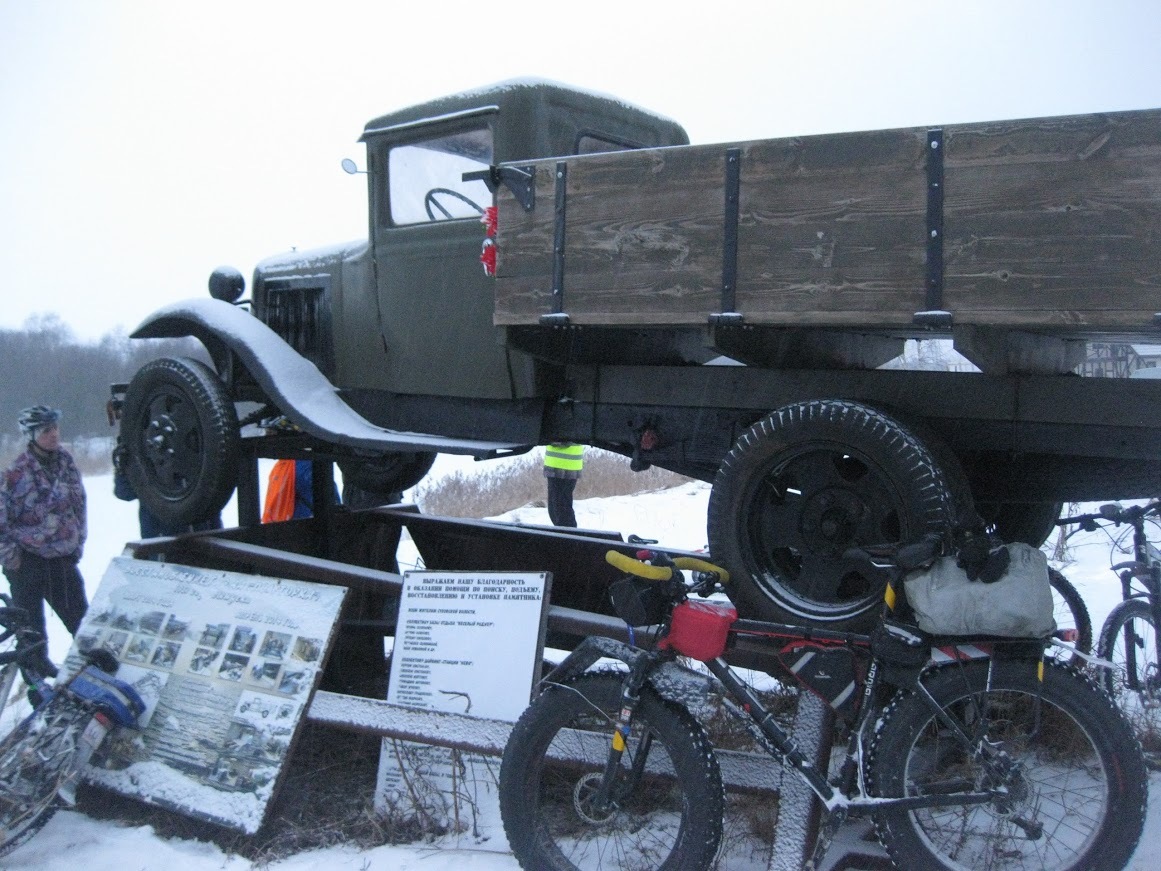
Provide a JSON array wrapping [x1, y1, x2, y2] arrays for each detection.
[[424, 187, 485, 221]]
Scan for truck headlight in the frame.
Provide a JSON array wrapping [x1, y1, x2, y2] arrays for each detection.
[[209, 266, 245, 302]]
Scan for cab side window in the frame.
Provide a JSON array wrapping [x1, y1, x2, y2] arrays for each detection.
[[576, 131, 645, 155], [388, 126, 492, 225]]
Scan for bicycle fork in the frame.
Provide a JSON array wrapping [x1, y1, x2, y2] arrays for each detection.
[[1143, 564, 1161, 701], [590, 657, 655, 817]]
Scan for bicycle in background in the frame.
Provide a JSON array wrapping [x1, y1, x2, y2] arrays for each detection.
[[1056, 501, 1161, 768], [0, 596, 146, 855]]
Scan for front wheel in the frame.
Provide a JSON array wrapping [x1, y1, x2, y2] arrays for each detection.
[[121, 357, 241, 528], [1098, 598, 1161, 766], [0, 700, 87, 856], [499, 672, 723, 870], [869, 660, 1147, 871]]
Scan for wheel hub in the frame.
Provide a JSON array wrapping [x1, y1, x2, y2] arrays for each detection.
[[145, 414, 178, 460], [1144, 663, 1161, 706], [572, 772, 617, 826], [799, 488, 867, 556]]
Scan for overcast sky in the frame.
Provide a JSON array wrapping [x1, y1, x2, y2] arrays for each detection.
[[2, 0, 1160, 341]]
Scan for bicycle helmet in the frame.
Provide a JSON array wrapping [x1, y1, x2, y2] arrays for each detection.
[[17, 405, 61, 439]]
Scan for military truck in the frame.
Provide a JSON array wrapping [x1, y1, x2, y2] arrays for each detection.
[[117, 79, 1161, 631]]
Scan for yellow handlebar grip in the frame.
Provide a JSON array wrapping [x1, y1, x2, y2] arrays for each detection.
[[672, 557, 730, 584], [605, 550, 673, 581]]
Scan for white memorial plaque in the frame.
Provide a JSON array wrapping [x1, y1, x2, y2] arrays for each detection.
[[376, 570, 551, 848], [66, 557, 347, 833]]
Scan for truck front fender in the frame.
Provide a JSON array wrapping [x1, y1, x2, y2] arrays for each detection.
[[131, 298, 521, 456]]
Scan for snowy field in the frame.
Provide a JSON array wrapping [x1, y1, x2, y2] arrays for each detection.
[[2, 453, 1159, 870]]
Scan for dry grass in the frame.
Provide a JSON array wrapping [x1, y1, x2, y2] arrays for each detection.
[[416, 448, 692, 518], [0, 440, 692, 510]]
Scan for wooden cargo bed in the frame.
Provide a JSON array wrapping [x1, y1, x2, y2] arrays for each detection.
[[494, 108, 1161, 339]]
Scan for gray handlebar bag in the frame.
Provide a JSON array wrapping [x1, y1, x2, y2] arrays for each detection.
[[903, 543, 1056, 637]]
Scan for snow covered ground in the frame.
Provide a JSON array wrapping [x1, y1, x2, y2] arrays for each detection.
[[2, 454, 1159, 869]]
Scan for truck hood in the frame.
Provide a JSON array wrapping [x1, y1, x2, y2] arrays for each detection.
[[255, 239, 368, 279]]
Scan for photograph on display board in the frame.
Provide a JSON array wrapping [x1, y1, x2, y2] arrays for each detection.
[[64, 557, 348, 834]]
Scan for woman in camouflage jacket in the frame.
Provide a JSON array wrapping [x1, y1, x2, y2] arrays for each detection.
[[0, 406, 88, 673]]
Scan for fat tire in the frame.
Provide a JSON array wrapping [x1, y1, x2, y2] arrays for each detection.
[[0, 701, 85, 856], [499, 672, 723, 870], [869, 660, 1146, 871], [1097, 598, 1161, 766], [1047, 567, 1092, 664], [121, 357, 240, 527], [708, 399, 952, 632]]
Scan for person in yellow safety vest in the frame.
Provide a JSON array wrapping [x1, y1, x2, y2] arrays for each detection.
[[543, 443, 584, 528]]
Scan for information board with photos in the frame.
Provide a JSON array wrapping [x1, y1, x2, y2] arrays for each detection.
[[67, 557, 347, 833]]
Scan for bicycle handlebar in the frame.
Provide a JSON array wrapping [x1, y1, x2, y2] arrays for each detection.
[[1056, 501, 1161, 530], [605, 550, 730, 584], [0, 636, 48, 672], [0, 606, 34, 644]]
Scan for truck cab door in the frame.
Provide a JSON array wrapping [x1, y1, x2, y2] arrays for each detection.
[[369, 122, 533, 401]]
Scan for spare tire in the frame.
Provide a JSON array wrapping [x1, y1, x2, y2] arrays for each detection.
[[121, 357, 240, 528], [708, 399, 953, 632]]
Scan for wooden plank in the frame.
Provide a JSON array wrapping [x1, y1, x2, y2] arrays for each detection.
[[495, 131, 928, 325], [734, 128, 926, 320], [496, 146, 726, 322], [494, 108, 1161, 333], [943, 109, 1161, 327], [307, 690, 782, 793]]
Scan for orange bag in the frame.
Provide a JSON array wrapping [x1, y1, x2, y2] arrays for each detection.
[[262, 459, 297, 523]]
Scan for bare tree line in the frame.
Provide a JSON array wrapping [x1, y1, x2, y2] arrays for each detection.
[[0, 314, 207, 442]]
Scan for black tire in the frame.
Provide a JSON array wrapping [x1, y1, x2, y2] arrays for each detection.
[[499, 672, 723, 870], [1097, 598, 1161, 767], [1047, 567, 1092, 665], [869, 660, 1146, 871], [897, 419, 977, 530], [121, 357, 240, 528], [0, 700, 86, 856], [977, 500, 1063, 547], [338, 452, 436, 498], [708, 400, 952, 631]]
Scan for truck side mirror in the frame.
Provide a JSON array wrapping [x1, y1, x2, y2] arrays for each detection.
[[341, 158, 366, 175]]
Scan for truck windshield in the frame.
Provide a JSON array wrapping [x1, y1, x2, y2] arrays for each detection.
[[389, 126, 492, 225]]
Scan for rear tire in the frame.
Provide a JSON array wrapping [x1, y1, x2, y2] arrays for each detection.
[[338, 451, 436, 500], [870, 660, 1146, 871], [121, 357, 240, 528], [977, 500, 1063, 547], [1047, 567, 1092, 665], [499, 672, 723, 870], [708, 400, 952, 632]]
